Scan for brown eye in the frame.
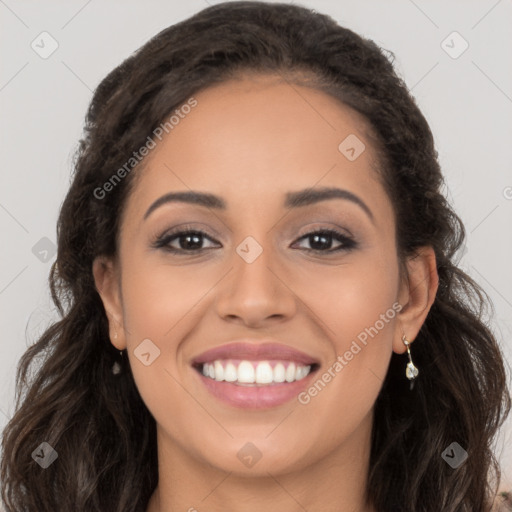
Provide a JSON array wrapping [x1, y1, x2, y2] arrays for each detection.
[[292, 230, 357, 252], [153, 229, 220, 253]]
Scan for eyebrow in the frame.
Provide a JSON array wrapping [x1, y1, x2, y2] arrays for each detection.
[[143, 186, 374, 223]]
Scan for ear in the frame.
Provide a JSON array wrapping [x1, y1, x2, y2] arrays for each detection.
[[393, 246, 439, 354], [92, 255, 126, 351]]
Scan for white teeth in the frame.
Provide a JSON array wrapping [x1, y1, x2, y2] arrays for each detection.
[[214, 361, 224, 381], [273, 363, 286, 383], [296, 365, 308, 380], [224, 362, 237, 382], [255, 361, 273, 384], [200, 360, 313, 385], [237, 361, 255, 383], [285, 362, 296, 383]]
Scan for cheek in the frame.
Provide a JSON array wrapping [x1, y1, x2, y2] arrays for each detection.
[[119, 258, 213, 432], [290, 245, 400, 342], [120, 252, 215, 340], [290, 248, 400, 405]]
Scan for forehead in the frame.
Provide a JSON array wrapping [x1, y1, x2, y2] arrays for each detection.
[[123, 73, 391, 225]]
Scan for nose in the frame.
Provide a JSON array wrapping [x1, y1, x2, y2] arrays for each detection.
[[214, 239, 297, 328]]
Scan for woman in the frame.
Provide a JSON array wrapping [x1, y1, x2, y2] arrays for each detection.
[[1, 2, 510, 511]]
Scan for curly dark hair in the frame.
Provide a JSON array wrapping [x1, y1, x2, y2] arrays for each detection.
[[1, 2, 510, 511]]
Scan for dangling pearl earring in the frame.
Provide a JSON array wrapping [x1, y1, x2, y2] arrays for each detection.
[[112, 359, 122, 375], [402, 334, 419, 390], [112, 330, 122, 375]]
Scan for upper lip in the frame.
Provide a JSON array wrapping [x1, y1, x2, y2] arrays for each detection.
[[191, 340, 320, 366]]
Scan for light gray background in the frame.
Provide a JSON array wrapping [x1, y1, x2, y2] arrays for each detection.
[[1, 0, 511, 494]]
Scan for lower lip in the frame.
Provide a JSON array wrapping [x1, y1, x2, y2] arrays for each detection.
[[193, 366, 318, 409]]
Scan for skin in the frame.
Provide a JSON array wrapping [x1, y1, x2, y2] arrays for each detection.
[[93, 73, 438, 512]]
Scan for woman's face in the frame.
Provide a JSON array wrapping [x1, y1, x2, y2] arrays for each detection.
[[94, 73, 436, 477]]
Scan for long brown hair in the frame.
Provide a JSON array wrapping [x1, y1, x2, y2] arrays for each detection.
[[1, 2, 510, 511]]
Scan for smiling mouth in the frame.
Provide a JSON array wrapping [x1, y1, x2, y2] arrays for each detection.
[[192, 359, 320, 386]]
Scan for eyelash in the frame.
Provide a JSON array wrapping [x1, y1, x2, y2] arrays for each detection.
[[152, 225, 357, 255]]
